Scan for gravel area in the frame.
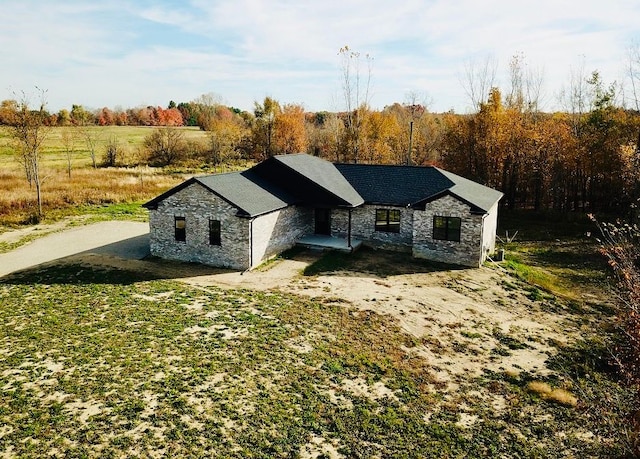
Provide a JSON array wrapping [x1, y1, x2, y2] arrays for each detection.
[[0, 221, 149, 278]]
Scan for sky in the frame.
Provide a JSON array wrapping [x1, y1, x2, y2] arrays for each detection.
[[1, 0, 639, 114]]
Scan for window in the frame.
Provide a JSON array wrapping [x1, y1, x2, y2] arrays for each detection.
[[174, 216, 186, 242], [433, 216, 461, 242], [375, 209, 400, 233], [209, 219, 221, 246]]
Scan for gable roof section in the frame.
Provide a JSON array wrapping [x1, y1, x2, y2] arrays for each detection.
[[142, 171, 295, 217], [143, 154, 502, 218], [196, 170, 296, 216], [434, 168, 504, 213], [336, 163, 453, 206], [336, 163, 502, 213], [252, 154, 364, 208]]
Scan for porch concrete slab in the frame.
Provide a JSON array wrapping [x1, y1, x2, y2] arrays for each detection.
[[296, 234, 362, 252]]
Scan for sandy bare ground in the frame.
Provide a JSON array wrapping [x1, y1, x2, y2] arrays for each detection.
[[59, 245, 588, 394], [0, 221, 606, 456], [179, 256, 578, 385]]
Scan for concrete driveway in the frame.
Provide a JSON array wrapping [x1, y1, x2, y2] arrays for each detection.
[[0, 221, 150, 278]]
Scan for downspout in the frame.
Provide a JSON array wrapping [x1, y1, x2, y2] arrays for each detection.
[[248, 218, 253, 271], [479, 213, 487, 267]]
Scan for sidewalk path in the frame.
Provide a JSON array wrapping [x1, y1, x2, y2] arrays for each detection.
[[0, 221, 149, 278]]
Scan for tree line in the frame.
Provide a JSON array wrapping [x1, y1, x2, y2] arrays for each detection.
[[143, 84, 640, 215], [5, 55, 640, 215]]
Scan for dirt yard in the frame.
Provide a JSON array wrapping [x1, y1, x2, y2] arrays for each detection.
[[66, 246, 593, 397]]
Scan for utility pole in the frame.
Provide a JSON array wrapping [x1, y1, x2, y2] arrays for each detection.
[[407, 121, 414, 166]]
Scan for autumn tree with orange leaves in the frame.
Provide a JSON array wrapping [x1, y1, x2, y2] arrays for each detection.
[[273, 104, 308, 155]]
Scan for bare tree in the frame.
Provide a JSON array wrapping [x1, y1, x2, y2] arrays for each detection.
[[80, 127, 100, 168], [61, 127, 77, 178], [102, 135, 122, 167], [70, 104, 99, 168], [339, 46, 373, 163], [506, 53, 545, 113], [506, 54, 544, 113], [558, 59, 590, 136], [625, 40, 640, 111], [11, 88, 50, 220], [460, 56, 497, 112], [144, 127, 186, 167]]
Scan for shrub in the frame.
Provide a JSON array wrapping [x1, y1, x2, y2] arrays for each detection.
[[591, 214, 640, 456], [101, 136, 123, 167], [145, 127, 187, 167]]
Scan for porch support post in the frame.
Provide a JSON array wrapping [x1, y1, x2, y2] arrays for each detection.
[[347, 209, 352, 249]]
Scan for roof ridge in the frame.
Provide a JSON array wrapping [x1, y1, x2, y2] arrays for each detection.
[[271, 154, 364, 207], [194, 170, 242, 179], [336, 162, 437, 170]]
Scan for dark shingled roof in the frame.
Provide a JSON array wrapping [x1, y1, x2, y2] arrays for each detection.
[[195, 170, 296, 217], [272, 154, 364, 207], [336, 163, 502, 213], [437, 168, 504, 213], [143, 154, 364, 217], [143, 154, 502, 217], [142, 171, 295, 217], [336, 163, 454, 207]]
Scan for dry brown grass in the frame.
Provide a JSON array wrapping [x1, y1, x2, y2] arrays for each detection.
[[527, 381, 578, 407], [0, 167, 184, 225]]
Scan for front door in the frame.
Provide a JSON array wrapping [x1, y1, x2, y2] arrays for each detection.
[[315, 208, 331, 235]]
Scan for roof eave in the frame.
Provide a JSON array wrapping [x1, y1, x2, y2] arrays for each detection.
[[336, 199, 365, 208], [240, 203, 292, 218], [413, 190, 493, 214], [274, 156, 364, 208], [142, 177, 199, 210]]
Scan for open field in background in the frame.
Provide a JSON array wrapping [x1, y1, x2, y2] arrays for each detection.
[[0, 234, 633, 457], [0, 126, 209, 168], [0, 167, 184, 228], [0, 126, 245, 229]]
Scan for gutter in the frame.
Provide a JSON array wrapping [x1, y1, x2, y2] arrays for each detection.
[[479, 213, 487, 267]]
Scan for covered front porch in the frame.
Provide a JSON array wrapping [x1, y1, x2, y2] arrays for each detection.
[[296, 234, 362, 253]]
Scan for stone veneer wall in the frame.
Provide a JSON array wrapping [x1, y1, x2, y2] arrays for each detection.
[[412, 195, 483, 267], [250, 206, 313, 267], [149, 183, 251, 270], [332, 205, 413, 252], [148, 182, 494, 269]]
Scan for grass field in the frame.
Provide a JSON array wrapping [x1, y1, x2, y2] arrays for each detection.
[[0, 236, 634, 457], [0, 125, 209, 168], [0, 167, 184, 228], [0, 126, 227, 228]]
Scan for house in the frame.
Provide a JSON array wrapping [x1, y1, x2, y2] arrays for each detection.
[[143, 154, 503, 270]]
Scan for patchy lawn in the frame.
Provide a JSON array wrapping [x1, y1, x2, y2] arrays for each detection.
[[0, 241, 633, 457]]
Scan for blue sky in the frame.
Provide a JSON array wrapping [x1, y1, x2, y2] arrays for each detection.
[[1, 0, 638, 113]]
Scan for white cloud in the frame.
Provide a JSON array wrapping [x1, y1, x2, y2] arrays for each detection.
[[0, 0, 638, 112]]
